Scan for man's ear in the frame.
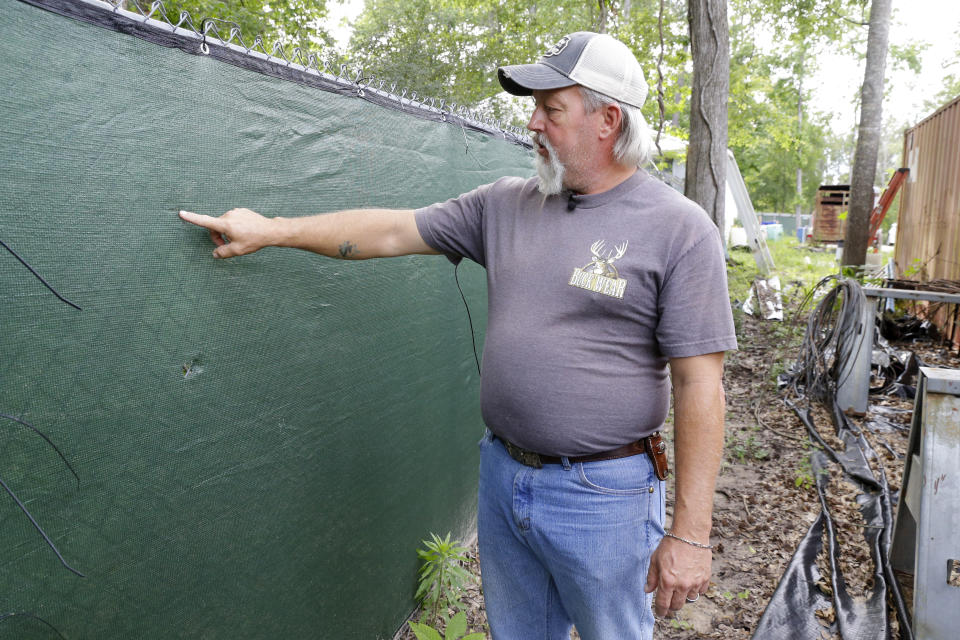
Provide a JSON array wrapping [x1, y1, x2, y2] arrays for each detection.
[[598, 103, 623, 140]]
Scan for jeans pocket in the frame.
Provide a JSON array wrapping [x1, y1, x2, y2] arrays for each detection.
[[576, 456, 655, 495]]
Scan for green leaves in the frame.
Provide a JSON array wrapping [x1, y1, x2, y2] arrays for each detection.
[[415, 532, 475, 628], [411, 535, 483, 640], [409, 612, 485, 640], [129, 0, 334, 53], [443, 611, 468, 640], [345, 0, 689, 126], [408, 621, 443, 640]]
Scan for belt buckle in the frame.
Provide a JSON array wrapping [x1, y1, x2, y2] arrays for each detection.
[[504, 440, 543, 469]]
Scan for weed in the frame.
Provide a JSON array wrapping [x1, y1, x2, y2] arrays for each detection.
[[794, 455, 815, 490], [726, 251, 756, 303], [902, 257, 925, 280], [415, 533, 474, 628], [409, 611, 485, 640], [669, 618, 694, 630], [728, 432, 770, 462]]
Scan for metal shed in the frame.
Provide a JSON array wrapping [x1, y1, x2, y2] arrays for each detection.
[[895, 95, 960, 348]]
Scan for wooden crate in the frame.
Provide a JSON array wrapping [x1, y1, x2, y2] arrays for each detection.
[[812, 184, 850, 243]]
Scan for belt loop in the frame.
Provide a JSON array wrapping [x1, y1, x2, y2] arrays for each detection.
[[561, 456, 572, 470]]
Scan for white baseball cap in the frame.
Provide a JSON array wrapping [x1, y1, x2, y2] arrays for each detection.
[[498, 32, 648, 109]]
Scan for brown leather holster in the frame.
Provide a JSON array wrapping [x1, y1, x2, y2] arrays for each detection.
[[644, 432, 669, 481]]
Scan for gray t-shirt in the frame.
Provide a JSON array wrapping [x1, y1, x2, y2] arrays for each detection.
[[415, 170, 737, 457]]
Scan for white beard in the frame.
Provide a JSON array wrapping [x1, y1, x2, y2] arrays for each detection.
[[533, 134, 566, 195]]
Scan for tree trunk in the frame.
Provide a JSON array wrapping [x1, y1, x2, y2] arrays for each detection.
[[795, 74, 803, 233], [597, 0, 608, 33], [842, 0, 892, 267], [685, 0, 729, 234]]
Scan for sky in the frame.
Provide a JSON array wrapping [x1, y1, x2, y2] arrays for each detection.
[[812, 0, 960, 133], [325, 0, 960, 132], [325, 0, 364, 49]]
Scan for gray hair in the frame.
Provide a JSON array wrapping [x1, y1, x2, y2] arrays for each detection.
[[579, 86, 655, 168]]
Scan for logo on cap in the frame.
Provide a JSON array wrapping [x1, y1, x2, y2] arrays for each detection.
[[542, 36, 570, 58]]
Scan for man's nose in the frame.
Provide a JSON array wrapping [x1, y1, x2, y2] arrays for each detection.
[[527, 107, 545, 133]]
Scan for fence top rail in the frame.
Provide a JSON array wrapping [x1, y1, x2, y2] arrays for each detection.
[[862, 287, 960, 305]]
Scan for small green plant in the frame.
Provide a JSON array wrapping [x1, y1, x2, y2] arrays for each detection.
[[728, 432, 770, 462], [415, 533, 474, 628], [794, 455, 815, 490], [409, 611, 485, 640], [840, 264, 860, 280], [902, 257, 925, 280], [669, 617, 694, 630]]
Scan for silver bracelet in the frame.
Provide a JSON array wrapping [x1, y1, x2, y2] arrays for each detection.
[[664, 532, 713, 550]]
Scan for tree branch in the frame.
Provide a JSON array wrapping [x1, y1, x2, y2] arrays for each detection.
[[829, 7, 868, 27]]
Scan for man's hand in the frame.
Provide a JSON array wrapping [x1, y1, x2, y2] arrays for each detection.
[[646, 351, 726, 618], [644, 535, 711, 617], [179, 207, 434, 260], [180, 208, 274, 259]]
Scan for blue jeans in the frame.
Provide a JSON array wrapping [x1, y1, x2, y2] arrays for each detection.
[[477, 431, 665, 640]]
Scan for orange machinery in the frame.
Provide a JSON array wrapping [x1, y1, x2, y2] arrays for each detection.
[[869, 167, 909, 247]]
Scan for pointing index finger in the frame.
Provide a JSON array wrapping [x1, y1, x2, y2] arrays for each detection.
[[179, 210, 225, 232]]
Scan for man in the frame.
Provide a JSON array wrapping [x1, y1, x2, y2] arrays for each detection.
[[181, 31, 736, 640]]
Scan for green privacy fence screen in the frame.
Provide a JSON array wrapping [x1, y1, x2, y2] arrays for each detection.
[[0, 1, 533, 637]]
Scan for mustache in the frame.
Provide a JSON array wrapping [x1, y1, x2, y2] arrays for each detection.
[[532, 133, 565, 195], [532, 133, 556, 156]]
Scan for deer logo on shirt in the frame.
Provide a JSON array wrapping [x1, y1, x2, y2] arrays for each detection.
[[569, 240, 628, 299]]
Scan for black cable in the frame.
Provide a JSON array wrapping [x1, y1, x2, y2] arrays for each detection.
[[453, 261, 481, 378], [772, 276, 913, 638], [0, 413, 80, 488], [0, 238, 82, 310], [0, 474, 85, 578], [785, 275, 865, 402], [0, 612, 68, 639]]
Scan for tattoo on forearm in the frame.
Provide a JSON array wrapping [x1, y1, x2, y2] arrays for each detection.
[[338, 241, 358, 258]]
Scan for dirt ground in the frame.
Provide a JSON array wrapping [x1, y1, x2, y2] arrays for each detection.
[[396, 302, 960, 640]]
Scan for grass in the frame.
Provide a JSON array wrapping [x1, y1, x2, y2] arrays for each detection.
[[727, 235, 841, 303], [728, 236, 844, 368], [722, 235, 845, 500]]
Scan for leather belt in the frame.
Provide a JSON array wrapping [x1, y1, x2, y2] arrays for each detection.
[[499, 432, 669, 480]]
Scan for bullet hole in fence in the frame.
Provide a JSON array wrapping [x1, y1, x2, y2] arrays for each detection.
[[182, 356, 204, 380]]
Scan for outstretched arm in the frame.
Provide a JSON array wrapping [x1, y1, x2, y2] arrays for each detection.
[[179, 208, 438, 259], [645, 351, 725, 617]]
